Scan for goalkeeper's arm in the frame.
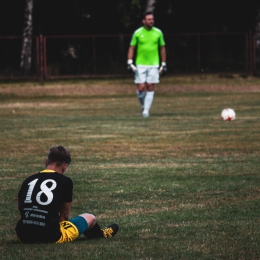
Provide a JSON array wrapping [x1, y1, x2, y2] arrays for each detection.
[[159, 46, 167, 75]]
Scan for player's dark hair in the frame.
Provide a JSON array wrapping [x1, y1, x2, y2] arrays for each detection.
[[143, 11, 154, 19], [47, 145, 71, 166]]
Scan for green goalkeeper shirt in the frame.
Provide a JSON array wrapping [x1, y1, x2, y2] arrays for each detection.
[[130, 26, 165, 66]]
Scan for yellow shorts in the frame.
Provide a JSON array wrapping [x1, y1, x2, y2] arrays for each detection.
[[56, 220, 79, 243]]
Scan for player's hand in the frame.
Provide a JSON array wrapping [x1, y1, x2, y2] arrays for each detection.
[[159, 62, 167, 76], [127, 59, 136, 73]]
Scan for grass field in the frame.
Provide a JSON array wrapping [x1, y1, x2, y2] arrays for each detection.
[[0, 74, 260, 259]]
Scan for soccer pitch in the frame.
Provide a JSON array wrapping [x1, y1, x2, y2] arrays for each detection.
[[0, 74, 260, 259]]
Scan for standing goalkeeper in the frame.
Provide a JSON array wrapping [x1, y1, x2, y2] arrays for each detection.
[[127, 11, 167, 117]]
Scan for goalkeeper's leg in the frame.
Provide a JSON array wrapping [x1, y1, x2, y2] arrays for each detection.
[[142, 83, 154, 117], [136, 89, 146, 111], [142, 68, 158, 117]]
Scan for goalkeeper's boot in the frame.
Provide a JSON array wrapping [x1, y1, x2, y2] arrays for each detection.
[[142, 109, 149, 117], [102, 223, 119, 238]]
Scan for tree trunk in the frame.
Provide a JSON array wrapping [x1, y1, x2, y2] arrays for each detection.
[[145, 0, 156, 13], [20, 0, 34, 75]]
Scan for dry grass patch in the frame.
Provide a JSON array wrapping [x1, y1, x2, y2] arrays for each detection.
[[1, 74, 260, 97]]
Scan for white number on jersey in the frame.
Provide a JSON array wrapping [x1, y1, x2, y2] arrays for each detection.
[[24, 179, 57, 205]]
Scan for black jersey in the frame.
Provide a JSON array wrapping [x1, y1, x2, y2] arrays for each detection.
[[15, 170, 73, 243]]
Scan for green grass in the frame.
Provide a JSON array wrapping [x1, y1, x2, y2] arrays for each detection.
[[0, 74, 260, 259]]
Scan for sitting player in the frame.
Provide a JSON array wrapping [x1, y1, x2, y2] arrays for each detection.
[[15, 145, 119, 243]]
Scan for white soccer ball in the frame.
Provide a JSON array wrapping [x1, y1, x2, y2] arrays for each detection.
[[221, 108, 236, 121]]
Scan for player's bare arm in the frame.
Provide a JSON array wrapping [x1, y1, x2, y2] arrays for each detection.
[[59, 202, 72, 221], [160, 46, 166, 63], [159, 46, 167, 75], [127, 46, 136, 60]]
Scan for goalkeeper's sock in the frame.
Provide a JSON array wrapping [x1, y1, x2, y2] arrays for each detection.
[[143, 91, 154, 113], [83, 222, 104, 239], [136, 90, 146, 110]]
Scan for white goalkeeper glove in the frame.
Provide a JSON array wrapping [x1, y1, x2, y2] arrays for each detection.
[[127, 59, 136, 73], [159, 62, 167, 76]]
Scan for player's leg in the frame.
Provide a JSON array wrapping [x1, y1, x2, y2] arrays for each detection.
[[142, 67, 159, 117], [79, 213, 96, 229], [57, 215, 89, 243], [142, 83, 155, 117], [135, 67, 147, 111], [58, 213, 118, 241], [136, 84, 146, 111], [57, 213, 96, 243], [80, 213, 119, 239], [80, 213, 103, 238]]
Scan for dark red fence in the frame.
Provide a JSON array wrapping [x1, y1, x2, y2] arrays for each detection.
[[0, 32, 257, 82]]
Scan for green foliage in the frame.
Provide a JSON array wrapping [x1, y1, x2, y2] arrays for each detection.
[[0, 75, 260, 259]]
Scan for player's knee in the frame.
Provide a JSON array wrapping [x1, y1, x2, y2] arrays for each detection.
[[79, 213, 96, 229], [146, 84, 154, 91], [137, 84, 146, 92]]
